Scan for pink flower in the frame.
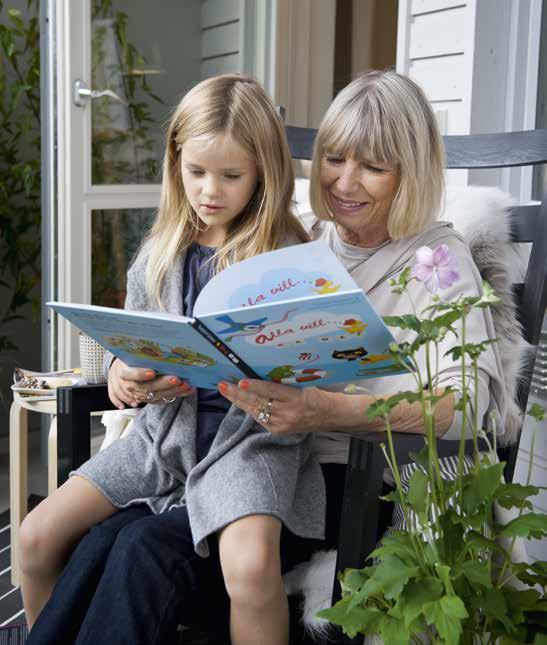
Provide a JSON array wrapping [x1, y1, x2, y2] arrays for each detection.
[[411, 244, 460, 293]]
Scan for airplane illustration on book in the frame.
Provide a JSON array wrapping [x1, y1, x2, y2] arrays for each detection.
[[214, 309, 297, 342], [216, 314, 269, 335]]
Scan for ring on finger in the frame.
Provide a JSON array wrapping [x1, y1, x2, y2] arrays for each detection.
[[146, 391, 155, 402], [162, 396, 177, 403], [257, 398, 273, 424]]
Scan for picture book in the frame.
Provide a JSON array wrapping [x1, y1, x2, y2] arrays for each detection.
[[48, 241, 408, 389]]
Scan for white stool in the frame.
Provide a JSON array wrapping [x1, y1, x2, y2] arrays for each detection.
[[9, 392, 57, 587]]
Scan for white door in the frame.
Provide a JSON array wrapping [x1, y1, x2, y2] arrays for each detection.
[[52, 0, 268, 369]]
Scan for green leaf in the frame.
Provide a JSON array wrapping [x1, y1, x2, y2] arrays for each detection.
[[438, 509, 465, 563], [339, 567, 369, 593], [396, 578, 443, 628], [409, 444, 429, 471], [423, 595, 467, 644], [462, 462, 504, 514], [407, 468, 428, 515], [495, 482, 540, 511], [360, 555, 420, 601], [499, 513, 547, 539], [528, 402, 546, 422], [455, 560, 492, 588], [369, 532, 419, 565], [379, 615, 412, 645], [382, 314, 422, 332], [317, 595, 384, 638]]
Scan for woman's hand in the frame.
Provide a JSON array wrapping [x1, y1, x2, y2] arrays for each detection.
[[108, 358, 193, 409], [217, 379, 333, 433]]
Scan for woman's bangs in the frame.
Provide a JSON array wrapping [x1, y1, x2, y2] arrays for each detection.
[[322, 101, 396, 165]]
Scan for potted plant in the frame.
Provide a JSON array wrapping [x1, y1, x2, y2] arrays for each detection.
[[319, 244, 547, 644]]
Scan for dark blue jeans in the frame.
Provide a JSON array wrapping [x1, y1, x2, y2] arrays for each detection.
[[26, 464, 345, 645]]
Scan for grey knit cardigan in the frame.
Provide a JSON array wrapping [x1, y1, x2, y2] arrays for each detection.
[[73, 248, 326, 556]]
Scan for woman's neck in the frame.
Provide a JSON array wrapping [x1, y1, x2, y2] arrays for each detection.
[[335, 222, 390, 248]]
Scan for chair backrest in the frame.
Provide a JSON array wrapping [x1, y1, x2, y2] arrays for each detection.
[[284, 126, 547, 477]]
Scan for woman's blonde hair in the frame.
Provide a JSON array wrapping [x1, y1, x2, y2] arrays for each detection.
[[310, 70, 445, 240], [143, 73, 307, 307]]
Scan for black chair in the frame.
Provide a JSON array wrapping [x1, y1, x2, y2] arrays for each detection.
[[56, 128, 547, 644]]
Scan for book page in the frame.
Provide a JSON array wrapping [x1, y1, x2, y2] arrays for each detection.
[[194, 241, 359, 316], [199, 291, 407, 387], [48, 303, 245, 388]]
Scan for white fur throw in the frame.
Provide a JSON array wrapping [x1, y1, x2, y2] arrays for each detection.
[[285, 185, 531, 638]]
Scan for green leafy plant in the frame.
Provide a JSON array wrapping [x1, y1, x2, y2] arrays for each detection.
[[0, 0, 41, 355], [319, 245, 547, 644]]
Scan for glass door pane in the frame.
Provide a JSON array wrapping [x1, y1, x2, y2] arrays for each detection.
[[91, 207, 155, 307], [91, 1, 203, 184]]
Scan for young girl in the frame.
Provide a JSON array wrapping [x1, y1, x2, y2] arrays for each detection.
[[21, 74, 325, 645]]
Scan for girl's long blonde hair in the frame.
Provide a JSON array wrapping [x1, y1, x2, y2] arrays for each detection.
[[310, 70, 445, 240], [143, 74, 308, 307]]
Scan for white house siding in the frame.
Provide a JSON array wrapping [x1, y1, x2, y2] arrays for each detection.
[[200, 0, 242, 78], [398, 0, 472, 184]]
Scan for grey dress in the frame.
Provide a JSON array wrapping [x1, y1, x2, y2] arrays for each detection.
[[73, 246, 326, 557]]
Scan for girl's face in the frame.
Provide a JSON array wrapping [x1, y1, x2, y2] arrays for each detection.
[[319, 151, 399, 246], [180, 132, 259, 246]]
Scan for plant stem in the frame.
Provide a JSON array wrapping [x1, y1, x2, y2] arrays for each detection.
[[457, 312, 468, 510]]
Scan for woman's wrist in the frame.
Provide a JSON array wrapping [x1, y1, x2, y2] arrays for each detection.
[[319, 390, 375, 431]]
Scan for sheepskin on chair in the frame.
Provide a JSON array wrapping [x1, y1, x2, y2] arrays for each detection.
[[284, 185, 531, 639]]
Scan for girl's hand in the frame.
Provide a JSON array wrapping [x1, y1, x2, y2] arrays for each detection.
[[217, 379, 332, 433], [108, 358, 193, 409]]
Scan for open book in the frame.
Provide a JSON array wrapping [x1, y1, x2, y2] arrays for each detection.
[[49, 241, 407, 389]]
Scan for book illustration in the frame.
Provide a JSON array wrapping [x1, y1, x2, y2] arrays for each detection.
[[356, 363, 406, 377], [104, 335, 217, 368], [266, 365, 328, 384], [332, 347, 368, 361], [359, 353, 392, 365], [313, 278, 340, 295], [339, 318, 368, 335], [297, 352, 319, 362]]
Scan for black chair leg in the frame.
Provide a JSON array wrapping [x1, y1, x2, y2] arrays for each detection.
[[56, 384, 113, 485]]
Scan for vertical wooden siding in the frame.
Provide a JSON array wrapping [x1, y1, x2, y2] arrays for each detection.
[[200, 0, 241, 78]]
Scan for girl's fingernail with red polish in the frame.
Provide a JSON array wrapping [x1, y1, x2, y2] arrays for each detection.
[[170, 377, 180, 385], [218, 382, 228, 394], [239, 380, 249, 390], [145, 371, 155, 378]]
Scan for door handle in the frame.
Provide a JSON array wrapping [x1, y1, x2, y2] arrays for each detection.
[[73, 79, 127, 107]]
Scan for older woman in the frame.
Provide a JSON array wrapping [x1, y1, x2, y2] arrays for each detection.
[[27, 71, 507, 644], [221, 70, 506, 455]]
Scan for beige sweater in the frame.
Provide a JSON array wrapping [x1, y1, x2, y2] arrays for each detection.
[[309, 219, 507, 463]]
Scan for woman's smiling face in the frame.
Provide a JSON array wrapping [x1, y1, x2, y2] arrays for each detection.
[[319, 151, 399, 246]]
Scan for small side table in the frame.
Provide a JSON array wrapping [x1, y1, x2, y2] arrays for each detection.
[[9, 392, 57, 587]]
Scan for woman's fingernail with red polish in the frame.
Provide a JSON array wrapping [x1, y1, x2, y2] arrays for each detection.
[[218, 382, 228, 394], [145, 371, 155, 378], [170, 377, 180, 385], [239, 380, 249, 390]]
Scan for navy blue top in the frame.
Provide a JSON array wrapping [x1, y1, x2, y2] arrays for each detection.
[[182, 243, 231, 461]]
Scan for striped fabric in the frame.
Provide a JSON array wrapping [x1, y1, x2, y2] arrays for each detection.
[[0, 624, 28, 645], [391, 455, 475, 531], [0, 498, 44, 631]]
